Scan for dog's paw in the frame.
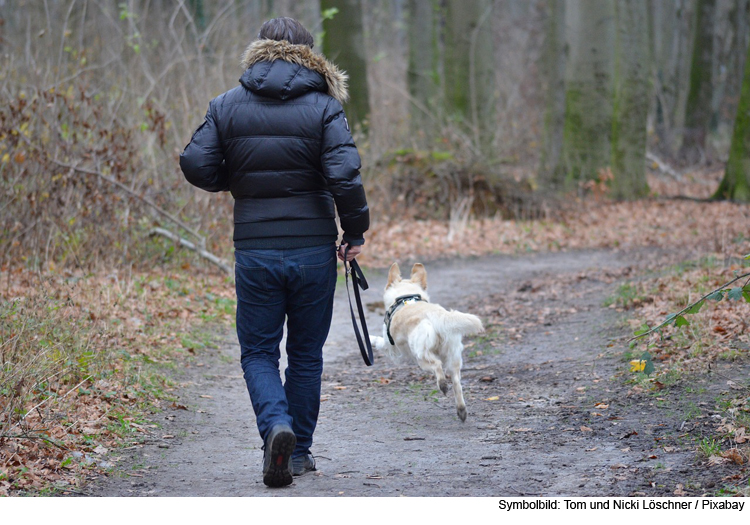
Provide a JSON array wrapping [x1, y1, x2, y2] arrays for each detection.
[[457, 406, 467, 422], [438, 379, 449, 395]]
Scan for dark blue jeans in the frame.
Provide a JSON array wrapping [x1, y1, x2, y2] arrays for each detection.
[[234, 244, 337, 458]]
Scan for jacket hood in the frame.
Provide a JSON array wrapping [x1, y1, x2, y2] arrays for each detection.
[[240, 39, 349, 104]]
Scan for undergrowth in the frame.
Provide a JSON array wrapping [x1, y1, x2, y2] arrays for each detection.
[[0, 269, 235, 495]]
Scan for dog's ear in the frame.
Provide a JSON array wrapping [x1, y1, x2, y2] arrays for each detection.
[[410, 263, 427, 290], [386, 263, 402, 288]]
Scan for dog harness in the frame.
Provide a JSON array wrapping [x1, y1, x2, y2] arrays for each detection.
[[385, 294, 425, 345]]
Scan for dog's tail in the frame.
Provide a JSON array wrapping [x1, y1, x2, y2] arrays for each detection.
[[441, 310, 484, 336]]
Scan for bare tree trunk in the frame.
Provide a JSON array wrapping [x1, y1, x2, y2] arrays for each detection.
[[558, 0, 615, 186], [321, 0, 371, 131], [712, 0, 750, 145], [681, 0, 717, 164], [714, 37, 750, 201], [610, 0, 650, 199], [649, 0, 696, 157], [407, 0, 441, 143], [539, 0, 566, 188], [443, 0, 495, 154]]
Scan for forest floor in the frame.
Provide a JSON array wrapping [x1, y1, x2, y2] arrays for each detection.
[[84, 246, 750, 497], [2, 172, 750, 497]]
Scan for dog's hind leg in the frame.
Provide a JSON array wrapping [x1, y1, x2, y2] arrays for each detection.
[[409, 321, 448, 395], [451, 369, 467, 422], [419, 354, 448, 395], [445, 350, 467, 422]]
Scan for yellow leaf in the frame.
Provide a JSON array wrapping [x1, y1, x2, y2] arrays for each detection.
[[1, 153, 9, 163], [629, 359, 646, 372], [486, 396, 499, 401]]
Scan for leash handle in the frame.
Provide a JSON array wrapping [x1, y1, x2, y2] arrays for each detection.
[[343, 245, 374, 366]]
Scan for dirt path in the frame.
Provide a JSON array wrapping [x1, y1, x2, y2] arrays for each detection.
[[87, 248, 748, 497]]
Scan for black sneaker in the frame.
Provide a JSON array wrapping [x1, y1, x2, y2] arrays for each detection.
[[262, 425, 296, 487], [291, 454, 316, 476]]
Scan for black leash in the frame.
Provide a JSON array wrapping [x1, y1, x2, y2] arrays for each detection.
[[342, 245, 374, 366]]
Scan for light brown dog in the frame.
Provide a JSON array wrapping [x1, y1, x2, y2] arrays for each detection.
[[370, 263, 484, 421]]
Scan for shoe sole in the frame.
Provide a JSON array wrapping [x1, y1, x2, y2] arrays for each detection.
[[263, 428, 296, 488]]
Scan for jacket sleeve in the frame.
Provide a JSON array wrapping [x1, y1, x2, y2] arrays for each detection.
[[320, 99, 370, 245], [180, 101, 230, 193]]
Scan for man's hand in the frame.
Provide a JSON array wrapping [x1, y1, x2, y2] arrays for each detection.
[[338, 243, 362, 262]]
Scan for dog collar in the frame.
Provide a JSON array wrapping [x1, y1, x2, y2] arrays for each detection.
[[385, 294, 425, 345]]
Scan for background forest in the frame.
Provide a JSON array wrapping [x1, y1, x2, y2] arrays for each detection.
[[0, 0, 749, 496], [0, 0, 748, 270]]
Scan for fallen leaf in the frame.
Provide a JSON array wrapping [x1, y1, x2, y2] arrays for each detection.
[[333, 386, 347, 390], [510, 428, 533, 432], [486, 396, 500, 401], [586, 447, 598, 452], [580, 426, 593, 432], [629, 360, 646, 373], [721, 449, 745, 465], [199, 395, 212, 399], [674, 484, 687, 496]]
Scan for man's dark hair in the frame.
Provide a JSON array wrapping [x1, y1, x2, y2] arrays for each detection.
[[258, 17, 314, 48]]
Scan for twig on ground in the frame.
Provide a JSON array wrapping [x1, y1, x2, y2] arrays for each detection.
[[0, 431, 68, 449], [148, 227, 231, 275], [10, 375, 91, 431], [646, 151, 682, 181]]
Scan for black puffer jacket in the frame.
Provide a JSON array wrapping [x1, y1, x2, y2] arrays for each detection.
[[180, 39, 369, 249]]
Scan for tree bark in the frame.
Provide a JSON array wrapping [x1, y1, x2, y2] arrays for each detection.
[[649, 0, 696, 156], [407, 0, 441, 142], [714, 37, 750, 201], [680, 0, 717, 164], [539, 0, 567, 187], [321, 0, 371, 131], [443, 0, 495, 153], [610, 0, 650, 199], [558, 0, 616, 186]]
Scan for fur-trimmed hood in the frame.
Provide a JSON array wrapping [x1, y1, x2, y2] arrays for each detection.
[[240, 39, 348, 104]]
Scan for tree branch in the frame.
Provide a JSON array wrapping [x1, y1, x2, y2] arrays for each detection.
[[148, 227, 231, 275], [50, 159, 206, 247], [629, 271, 750, 343]]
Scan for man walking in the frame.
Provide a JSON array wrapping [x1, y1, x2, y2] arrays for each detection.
[[180, 17, 369, 487]]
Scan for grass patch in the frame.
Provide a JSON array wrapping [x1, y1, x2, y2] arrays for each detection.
[[0, 269, 234, 495]]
